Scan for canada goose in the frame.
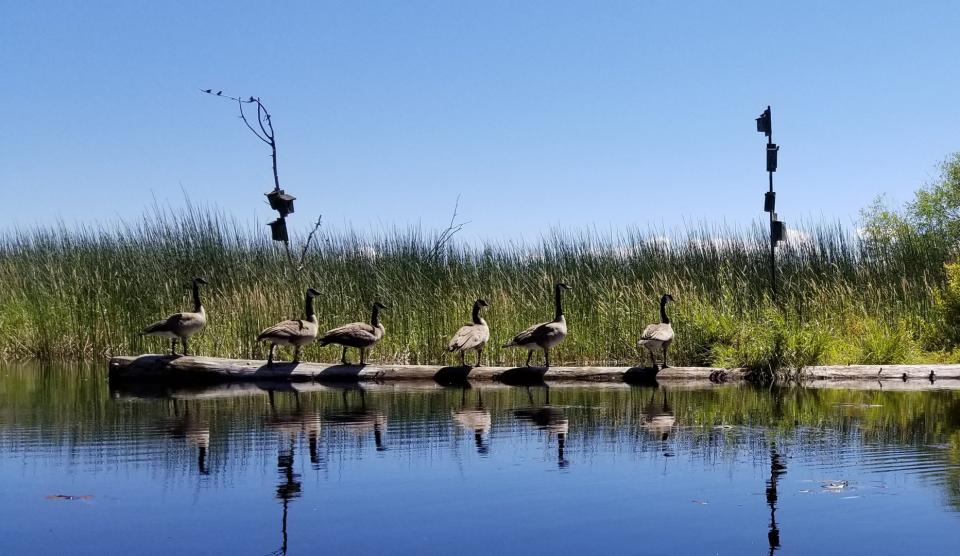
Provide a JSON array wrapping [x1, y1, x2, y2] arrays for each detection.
[[319, 301, 387, 365], [639, 293, 675, 368], [447, 299, 490, 367], [503, 282, 572, 368], [257, 287, 321, 366], [141, 277, 209, 356]]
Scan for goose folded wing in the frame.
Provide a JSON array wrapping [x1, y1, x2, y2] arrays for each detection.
[[449, 325, 483, 351], [509, 321, 549, 345], [258, 320, 303, 340], [143, 313, 185, 334], [640, 323, 673, 341], [321, 323, 378, 343]]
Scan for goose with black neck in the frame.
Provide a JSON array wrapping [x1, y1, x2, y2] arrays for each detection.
[[447, 299, 491, 367], [140, 277, 209, 356], [257, 287, 322, 366], [503, 282, 572, 369], [639, 293, 675, 369]]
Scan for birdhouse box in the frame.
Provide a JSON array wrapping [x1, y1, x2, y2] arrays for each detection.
[[268, 217, 289, 242], [766, 143, 779, 173], [266, 189, 296, 217], [771, 219, 786, 243], [756, 107, 772, 137], [764, 191, 776, 213]]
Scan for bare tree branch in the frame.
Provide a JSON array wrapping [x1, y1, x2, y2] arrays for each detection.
[[237, 97, 271, 144], [431, 195, 469, 258], [297, 216, 324, 271], [204, 89, 281, 192], [256, 101, 272, 140]]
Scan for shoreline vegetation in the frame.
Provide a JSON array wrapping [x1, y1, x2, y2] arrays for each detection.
[[2, 200, 958, 373]]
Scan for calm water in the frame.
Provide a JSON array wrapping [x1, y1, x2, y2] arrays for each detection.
[[3, 364, 960, 555]]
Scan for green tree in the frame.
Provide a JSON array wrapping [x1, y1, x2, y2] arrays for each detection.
[[861, 153, 960, 247]]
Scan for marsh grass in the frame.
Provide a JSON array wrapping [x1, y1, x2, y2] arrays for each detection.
[[0, 204, 951, 369]]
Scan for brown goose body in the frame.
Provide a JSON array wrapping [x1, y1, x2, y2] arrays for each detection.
[[320, 322, 384, 348], [257, 316, 319, 347], [320, 302, 387, 365]]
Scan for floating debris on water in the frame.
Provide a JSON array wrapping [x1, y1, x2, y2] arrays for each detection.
[[822, 480, 850, 491], [46, 494, 94, 501]]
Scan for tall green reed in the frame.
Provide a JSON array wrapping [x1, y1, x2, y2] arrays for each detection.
[[0, 205, 950, 367]]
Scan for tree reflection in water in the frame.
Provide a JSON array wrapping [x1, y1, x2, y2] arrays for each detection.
[[766, 443, 786, 555]]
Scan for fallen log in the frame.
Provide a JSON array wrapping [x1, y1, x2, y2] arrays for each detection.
[[108, 354, 738, 385], [801, 364, 960, 381]]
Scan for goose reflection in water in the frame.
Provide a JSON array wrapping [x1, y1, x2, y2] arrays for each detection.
[[514, 386, 569, 468], [640, 389, 676, 443], [264, 389, 324, 470], [261, 388, 314, 556], [267, 425, 302, 556], [164, 401, 211, 475], [452, 387, 491, 454], [323, 386, 387, 451]]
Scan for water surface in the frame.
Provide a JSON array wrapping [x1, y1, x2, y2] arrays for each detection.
[[2, 363, 960, 555]]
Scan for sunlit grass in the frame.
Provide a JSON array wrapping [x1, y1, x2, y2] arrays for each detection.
[[0, 204, 951, 368]]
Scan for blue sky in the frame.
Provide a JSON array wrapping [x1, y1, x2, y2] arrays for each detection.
[[1, 1, 958, 241]]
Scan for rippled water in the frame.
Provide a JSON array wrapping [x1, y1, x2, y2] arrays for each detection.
[[3, 363, 960, 555]]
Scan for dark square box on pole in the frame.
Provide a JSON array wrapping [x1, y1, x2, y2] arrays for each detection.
[[266, 190, 296, 217], [766, 143, 779, 173], [268, 217, 289, 242]]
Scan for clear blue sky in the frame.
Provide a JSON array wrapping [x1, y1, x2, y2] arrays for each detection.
[[1, 1, 958, 241]]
